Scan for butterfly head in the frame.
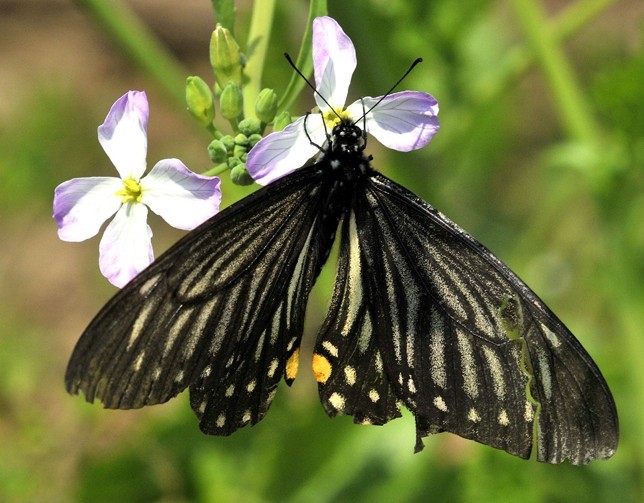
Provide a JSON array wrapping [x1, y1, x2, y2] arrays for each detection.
[[329, 119, 366, 158]]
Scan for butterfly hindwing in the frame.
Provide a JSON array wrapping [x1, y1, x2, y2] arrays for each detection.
[[314, 209, 403, 426], [65, 164, 332, 434]]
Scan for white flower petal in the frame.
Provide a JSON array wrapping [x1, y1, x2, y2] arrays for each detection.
[[98, 91, 149, 180], [99, 202, 153, 288], [141, 159, 222, 230], [347, 91, 440, 151], [313, 16, 356, 111], [246, 114, 326, 185], [53, 177, 123, 242]]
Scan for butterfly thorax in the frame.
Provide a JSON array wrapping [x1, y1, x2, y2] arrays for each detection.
[[310, 120, 374, 264]]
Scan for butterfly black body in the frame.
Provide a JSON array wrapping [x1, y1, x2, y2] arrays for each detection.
[[66, 118, 618, 465]]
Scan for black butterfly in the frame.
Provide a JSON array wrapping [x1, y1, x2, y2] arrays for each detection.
[[65, 111, 618, 465]]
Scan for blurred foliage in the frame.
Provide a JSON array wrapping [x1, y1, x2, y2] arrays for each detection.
[[0, 0, 641, 502]]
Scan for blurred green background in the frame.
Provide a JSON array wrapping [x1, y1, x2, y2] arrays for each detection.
[[0, 0, 641, 501]]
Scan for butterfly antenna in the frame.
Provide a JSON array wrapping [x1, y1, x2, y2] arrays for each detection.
[[358, 58, 423, 121], [284, 53, 343, 122]]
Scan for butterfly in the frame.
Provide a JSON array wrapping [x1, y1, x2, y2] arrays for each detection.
[[65, 107, 618, 465]]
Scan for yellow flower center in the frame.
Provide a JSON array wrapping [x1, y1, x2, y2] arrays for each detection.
[[323, 106, 351, 130], [116, 178, 143, 204]]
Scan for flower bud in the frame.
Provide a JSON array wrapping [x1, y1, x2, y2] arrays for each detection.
[[233, 144, 247, 159], [207, 139, 228, 163], [248, 133, 263, 148], [255, 88, 278, 124], [234, 133, 249, 146], [210, 24, 243, 86], [185, 76, 215, 126], [238, 117, 262, 136], [220, 135, 235, 153], [220, 82, 243, 120], [273, 110, 292, 131], [230, 164, 254, 186]]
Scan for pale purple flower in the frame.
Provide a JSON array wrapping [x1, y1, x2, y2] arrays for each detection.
[[53, 91, 221, 287], [247, 16, 440, 185]]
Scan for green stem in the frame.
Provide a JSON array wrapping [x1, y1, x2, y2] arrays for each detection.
[[508, 0, 601, 143], [74, 0, 189, 110], [203, 163, 229, 177], [243, 0, 277, 119], [206, 123, 223, 139]]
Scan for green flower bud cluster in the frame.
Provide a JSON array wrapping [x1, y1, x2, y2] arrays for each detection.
[[184, 24, 295, 186], [207, 118, 263, 185]]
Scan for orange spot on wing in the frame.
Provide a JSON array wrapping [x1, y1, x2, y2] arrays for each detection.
[[312, 353, 332, 384]]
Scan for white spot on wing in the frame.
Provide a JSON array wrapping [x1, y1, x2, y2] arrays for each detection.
[[433, 395, 448, 412], [468, 408, 481, 422], [369, 389, 380, 402], [498, 409, 510, 426], [322, 341, 339, 358], [329, 392, 345, 411], [344, 366, 356, 386]]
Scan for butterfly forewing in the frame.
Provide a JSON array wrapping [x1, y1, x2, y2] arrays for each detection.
[[65, 164, 333, 431]]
